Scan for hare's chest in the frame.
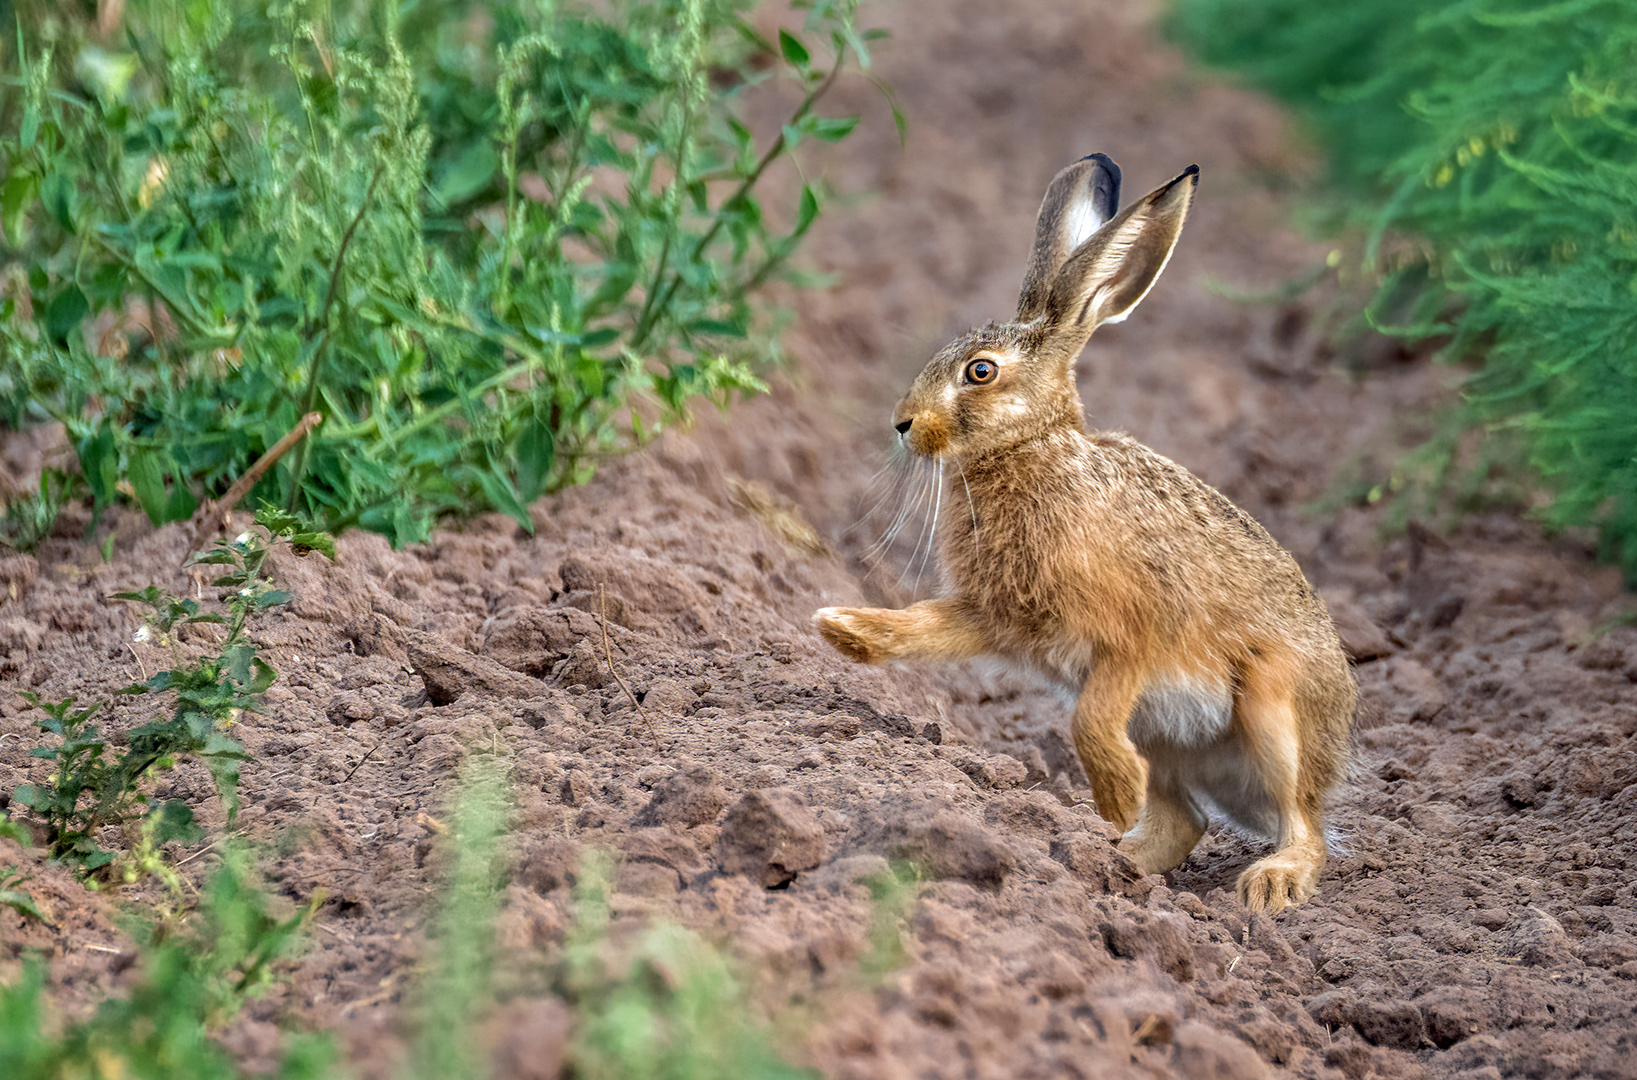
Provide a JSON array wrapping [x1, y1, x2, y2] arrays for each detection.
[[942, 510, 1079, 636]]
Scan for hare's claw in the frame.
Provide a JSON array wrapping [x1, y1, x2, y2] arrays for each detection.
[[1237, 853, 1321, 914]]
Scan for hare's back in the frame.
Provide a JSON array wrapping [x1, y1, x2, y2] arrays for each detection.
[[1079, 433, 1324, 620]]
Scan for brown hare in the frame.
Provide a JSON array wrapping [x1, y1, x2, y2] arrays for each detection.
[[814, 155, 1356, 913]]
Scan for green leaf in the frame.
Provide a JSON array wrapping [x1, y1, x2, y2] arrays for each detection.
[[252, 588, 293, 611], [40, 172, 78, 231], [125, 447, 170, 526], [10, 785, 48, 812], [44, 283, 87, 345], [516, 415, 556, 502], [78, 425, 118, 511], [224, 641, 256, 688], [0, 888, 48, 924], [147, 800, 204, 846], [475, 465, 534, 534], [243, 657, 277, 695], [796, 184, 820, 235], [0, 819, 32, 847], [808, 115, 861, 142], [778, 29, 810, 67], [434, 142, 501, 206], [2, 171, 38, 246]]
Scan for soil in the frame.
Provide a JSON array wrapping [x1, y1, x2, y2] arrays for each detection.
[[4, 2, 1637, 1078]]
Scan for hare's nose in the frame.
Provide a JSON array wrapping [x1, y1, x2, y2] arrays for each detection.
[[894, 418, 913, 435]]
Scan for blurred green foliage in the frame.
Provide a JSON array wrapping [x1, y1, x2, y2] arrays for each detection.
[[0, 848, 333, 1080], [0, 0, 879, 546], [1170, 0, 1637, 578]]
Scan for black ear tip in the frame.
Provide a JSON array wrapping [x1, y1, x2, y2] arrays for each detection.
[[1159, 164, 1200, 197], [1079, 152, 1122, 181]]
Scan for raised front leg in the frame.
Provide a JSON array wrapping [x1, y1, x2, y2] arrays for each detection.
[[1071, 663, 1148, 833], [813, 598, 988, 665]]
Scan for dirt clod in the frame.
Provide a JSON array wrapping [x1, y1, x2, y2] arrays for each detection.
[[716, 788, 826, 888]]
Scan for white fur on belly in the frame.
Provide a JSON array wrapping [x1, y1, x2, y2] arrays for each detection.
[[1127, 676, 1232, 748]]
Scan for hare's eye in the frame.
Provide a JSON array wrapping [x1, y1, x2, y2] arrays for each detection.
[[964, 358, 998, 385]]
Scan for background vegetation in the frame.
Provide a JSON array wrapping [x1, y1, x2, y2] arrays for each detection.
[[1169, 0, 1637, 579], [1, 0, 879, 546]]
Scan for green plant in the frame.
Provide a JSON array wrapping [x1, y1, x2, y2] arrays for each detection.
[[1169, 0, 1637, 577], [0, 467, 79, 553], [9, 518, 323, 878], [0, 863, 48, 924], [402, 757, 831, 1080], [0, 848, 335, 1080], [407, 755, 511, 1080], [2, 0, 885, 546], [560, 851, 819, 1080]]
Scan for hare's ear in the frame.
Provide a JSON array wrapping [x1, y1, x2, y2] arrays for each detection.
[[1040, 164, 1198, 340], [1016, 154, 1122, 321]]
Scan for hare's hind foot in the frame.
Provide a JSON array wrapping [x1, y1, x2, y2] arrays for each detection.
[[1116, 779, 1207, 876], [1237, 847, 1324, 914]]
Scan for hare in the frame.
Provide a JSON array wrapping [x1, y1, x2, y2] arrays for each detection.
[[814, 155, 1356, 913]]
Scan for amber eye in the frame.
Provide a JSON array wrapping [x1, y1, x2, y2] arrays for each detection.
[[964, 357, 998, 385]]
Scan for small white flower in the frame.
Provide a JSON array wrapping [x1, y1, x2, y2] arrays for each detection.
[[233, 532, 253, 548], [134, 626, 153, 644]]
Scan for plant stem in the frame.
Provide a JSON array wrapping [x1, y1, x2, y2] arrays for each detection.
[[630, 48, 847, 350], [284, 162, 387, 509]]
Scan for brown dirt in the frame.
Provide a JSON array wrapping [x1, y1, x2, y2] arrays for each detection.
[[4, 2, 1637, 1078]]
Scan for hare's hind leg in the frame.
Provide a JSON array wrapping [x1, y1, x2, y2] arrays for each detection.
[[1231, 656, 1328, 914], [1118, 762, 1207, 876]]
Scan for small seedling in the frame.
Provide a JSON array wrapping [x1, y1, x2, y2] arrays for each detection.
[[0, 864, 48, 924], [9, 518, 328, 881]]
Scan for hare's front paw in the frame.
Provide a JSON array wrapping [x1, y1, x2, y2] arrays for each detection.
[[813, 607, 893, 664]]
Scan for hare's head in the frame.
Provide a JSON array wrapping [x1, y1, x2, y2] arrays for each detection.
[[892, 155, 1198, 460]]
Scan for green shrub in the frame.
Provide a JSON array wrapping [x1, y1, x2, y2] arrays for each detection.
[[1169, 0, 1637, 577], [0, 848, 333, 1080], [9, 517, 320, 880], [1, 0, 880, 546]]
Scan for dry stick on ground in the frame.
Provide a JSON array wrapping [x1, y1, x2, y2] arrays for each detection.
[[182, 411, 323, 559], [340, 742, 384, 786], [599, 581, 655, 740]]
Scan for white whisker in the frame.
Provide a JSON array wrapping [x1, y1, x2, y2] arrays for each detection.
[[911, 458, 945, 594], [893, 462, 939, 588], [854, 459, 910, 543], [865, 462, 922, 564], [954, 455, 979, 538]]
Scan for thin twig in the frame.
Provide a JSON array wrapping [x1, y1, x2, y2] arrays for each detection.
[[174, 828, 247, 868], [340, 741, 383, 786], [184, 411, 324, 558], [599, 581, 655, 741]]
